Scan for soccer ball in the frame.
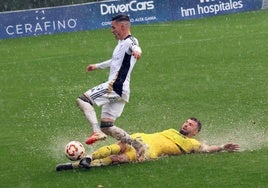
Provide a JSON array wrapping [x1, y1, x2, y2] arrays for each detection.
[[65, 141, 85, 161]]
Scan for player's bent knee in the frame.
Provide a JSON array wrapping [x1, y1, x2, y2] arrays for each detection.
[[118, 142, 127, 152], [77, 95, 93, 105]]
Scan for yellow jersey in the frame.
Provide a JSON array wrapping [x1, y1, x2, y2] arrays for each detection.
[[131, 129, 201, 159]]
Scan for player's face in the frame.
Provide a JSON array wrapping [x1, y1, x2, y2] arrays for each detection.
[[179, 119, 199, 137], [111, 21, 124, 40]]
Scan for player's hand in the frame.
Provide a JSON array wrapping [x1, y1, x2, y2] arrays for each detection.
[[223, 143, 239, 152], [131, 45, 142, 60], [132, 50, 141, 60], [86, 64, 96, 72]]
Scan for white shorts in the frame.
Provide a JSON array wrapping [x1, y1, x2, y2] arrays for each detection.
[[84, 82, 126, 120]]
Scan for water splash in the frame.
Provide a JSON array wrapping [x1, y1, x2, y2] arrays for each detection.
[[199, 120, 267, 151], [47, 134, 70, 161]]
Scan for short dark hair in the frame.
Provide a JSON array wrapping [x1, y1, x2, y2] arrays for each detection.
[[112, 14, 130, 22], [190, 117, 202, 132]]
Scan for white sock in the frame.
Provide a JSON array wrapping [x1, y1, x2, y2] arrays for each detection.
[[77, 98, 100, 132], [92, 123, 100, 132]]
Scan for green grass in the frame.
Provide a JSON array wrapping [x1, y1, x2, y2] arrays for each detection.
[[1, 10, 268, 187]]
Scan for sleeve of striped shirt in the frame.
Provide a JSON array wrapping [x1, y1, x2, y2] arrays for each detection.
[[96, 59, 112, 69]]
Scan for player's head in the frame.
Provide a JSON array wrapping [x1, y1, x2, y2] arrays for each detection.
[[179, 117, 202, 138], [112, 14, 130, 22], [111, 14, 131, 40]]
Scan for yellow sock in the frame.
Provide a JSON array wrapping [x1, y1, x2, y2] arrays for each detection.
[[92, 144, 121, 160]]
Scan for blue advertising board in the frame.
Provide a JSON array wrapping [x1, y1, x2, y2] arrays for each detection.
[[170, 0, 261, 20], [0, 0, 262, 39]]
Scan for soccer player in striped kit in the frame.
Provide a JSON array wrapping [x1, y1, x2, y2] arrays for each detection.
[[76, 14, 144, 164]]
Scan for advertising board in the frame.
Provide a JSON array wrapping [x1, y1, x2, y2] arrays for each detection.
[[0, 0, 262, 39]]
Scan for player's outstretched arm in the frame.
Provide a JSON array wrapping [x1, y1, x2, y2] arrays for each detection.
[[86, 59, 112, 72], [200, 143, 239, 153]]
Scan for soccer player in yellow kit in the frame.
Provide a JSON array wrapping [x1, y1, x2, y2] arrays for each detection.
[[56, 117, 239, 171]]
